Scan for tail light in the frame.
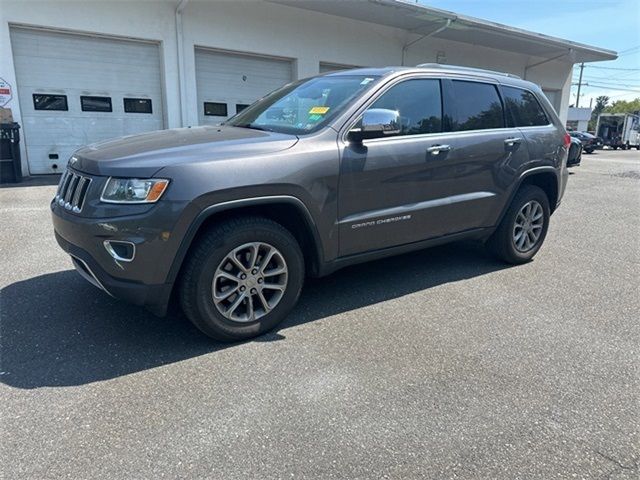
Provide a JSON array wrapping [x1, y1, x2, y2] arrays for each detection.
[[563, 133, 571, 148]]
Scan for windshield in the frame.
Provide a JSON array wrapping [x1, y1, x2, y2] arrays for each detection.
[[225, 75, 381, 135]]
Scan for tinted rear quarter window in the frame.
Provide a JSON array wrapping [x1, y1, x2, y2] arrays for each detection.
[[369, 78, 442, 136], [450, 81, 504, 131], [502, 86, 549, 127]]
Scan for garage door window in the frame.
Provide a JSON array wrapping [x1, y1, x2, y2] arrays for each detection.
[[204, 102, 228, 117], [33, 94, 68, 111], [236, 104, 250, 114], [81, 96, 112, 112], [124, 98, 153, 114]]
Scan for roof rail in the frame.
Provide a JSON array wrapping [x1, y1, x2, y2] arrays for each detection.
[[416, 63, 521, 79]]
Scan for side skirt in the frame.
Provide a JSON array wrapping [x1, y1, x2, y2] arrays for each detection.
[[316, 227, 494, 277]]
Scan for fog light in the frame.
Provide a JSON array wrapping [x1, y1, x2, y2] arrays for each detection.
[[103, 240, 136, 262]]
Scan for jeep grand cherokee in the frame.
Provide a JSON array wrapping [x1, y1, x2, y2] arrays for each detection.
[[52, 64, 569, 341]]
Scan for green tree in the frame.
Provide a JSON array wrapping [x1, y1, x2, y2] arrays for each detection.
[[604, 98, 640, 114], [588, 95, 610, 131]]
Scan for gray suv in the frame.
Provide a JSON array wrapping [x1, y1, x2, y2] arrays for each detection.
[[51, 64, 569, 341]]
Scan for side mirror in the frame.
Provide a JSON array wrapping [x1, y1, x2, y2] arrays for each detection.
[[348, 108, 401, 142]]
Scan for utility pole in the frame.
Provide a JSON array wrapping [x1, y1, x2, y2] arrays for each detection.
[[575, 62, 585, 108]]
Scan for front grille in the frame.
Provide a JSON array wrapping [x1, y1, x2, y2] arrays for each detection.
[[55, 170, 92, 213]]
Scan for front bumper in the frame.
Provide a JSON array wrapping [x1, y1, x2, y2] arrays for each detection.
[[54, 231, 172, 315], [51, 199, 187, 316]]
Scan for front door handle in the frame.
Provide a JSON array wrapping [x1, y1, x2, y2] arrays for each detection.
[[504, 137, 522, 147], [426, 144, 451, 155]]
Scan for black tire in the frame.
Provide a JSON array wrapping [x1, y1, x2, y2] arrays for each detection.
[[487, 185, 550, 264], [585, 148, 594, 154], [180, 216, 304, 341]]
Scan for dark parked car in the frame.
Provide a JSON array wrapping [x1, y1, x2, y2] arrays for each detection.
[[569, 130, 602, 153], [567, 136, 582, 167], [52, 64, 569, 341]]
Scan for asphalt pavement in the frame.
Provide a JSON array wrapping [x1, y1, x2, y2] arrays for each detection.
[[1, 149, 638, 479]]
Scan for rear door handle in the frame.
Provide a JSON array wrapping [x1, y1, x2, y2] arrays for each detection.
[[504, 137, 522, 146], [426, 144, 451, 155]]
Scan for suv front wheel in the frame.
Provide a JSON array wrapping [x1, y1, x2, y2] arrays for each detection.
[[180, 217, 304, 341], [487, 185, 550, 264]]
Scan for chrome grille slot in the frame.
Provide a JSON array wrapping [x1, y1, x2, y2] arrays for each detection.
[[54, 170, 92, 213]]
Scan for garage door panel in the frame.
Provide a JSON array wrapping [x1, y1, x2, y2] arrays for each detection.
[[24, 146, 78, 174], [10, 27, 163, 174], [20, 63, 162, 92], [195, 49, 293, 125]]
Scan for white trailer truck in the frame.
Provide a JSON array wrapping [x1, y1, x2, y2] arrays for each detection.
[[596, 113, 640, 150]]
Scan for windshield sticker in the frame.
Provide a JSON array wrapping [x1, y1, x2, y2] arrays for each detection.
[[360, 78, 374, 85], [308, 114, 323, 122], [309, 106, 330, 115]]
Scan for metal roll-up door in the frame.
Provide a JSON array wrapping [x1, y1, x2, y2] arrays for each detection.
[[195, 48, 293, 125], [10, 27, 164, 174]]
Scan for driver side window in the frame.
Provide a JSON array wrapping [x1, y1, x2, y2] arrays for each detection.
[[369, 79, 442, 137]]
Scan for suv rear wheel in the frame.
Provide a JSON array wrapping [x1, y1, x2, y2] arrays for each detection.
[[487, 185, 550, 264], [180, 217, 304, 341]]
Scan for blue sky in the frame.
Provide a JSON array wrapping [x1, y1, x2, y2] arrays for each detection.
[[419, 0, 640, 105]]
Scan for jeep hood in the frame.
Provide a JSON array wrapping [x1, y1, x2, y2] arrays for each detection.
[[70, 125, 299, 177]]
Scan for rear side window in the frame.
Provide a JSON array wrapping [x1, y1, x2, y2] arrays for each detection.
[[450, 81, 504, 131], [502, 86, 549, 127], [369, 79, 442, 136]]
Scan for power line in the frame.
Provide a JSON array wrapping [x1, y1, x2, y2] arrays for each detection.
[[573, 77, 640, 87], [618, 45, 640, 56], [582, 83, 640, 93], [573, 68, 640, 83], [574, 71, 640, 81], [586, 65, 640, 71]]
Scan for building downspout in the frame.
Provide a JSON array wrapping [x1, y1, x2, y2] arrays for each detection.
[[401, 18, 453, 66], [176, 0, 189, 127]]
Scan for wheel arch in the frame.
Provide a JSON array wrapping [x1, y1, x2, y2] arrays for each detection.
[[496, 167, 560, 227], [166, 196, 324, 289]]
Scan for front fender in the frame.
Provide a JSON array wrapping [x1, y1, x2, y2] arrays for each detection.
[[163, 195, 325, 286]]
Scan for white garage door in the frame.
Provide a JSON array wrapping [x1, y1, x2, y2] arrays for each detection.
[[195, 48, 293, 125], [10, 27, 164, 174]]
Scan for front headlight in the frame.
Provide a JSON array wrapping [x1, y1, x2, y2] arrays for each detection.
[[100, 177, 169, 204]]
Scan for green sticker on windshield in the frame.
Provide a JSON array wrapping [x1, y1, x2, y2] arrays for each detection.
[[308, 114, 322, 122]]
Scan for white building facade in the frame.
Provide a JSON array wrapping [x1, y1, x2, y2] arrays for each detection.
[[567, 107, 593, 132], [0, 0, 616, 175]]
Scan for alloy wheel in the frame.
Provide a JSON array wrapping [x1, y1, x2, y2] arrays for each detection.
[[512, 200, 544, 252], [212, 242, 288, 323]]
